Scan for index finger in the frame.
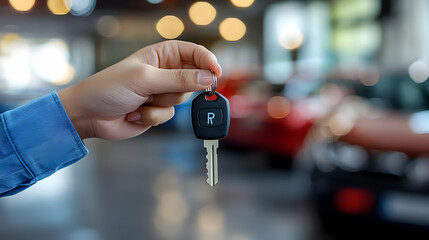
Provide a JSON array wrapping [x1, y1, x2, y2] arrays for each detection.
[[137, 40, 222, 77], [175, 41, 222, 77]]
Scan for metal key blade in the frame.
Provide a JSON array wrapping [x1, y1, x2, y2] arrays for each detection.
[[204, 139, 219, 186]]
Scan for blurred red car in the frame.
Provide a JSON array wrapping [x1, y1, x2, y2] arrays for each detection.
[[217, 75, 314, 158]]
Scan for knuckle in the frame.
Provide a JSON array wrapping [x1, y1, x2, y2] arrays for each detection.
[[148, 107, 175, 126], [195, 44, 209, 64], [135, 64, 154, 96], [176, 93, 191, 105], [174, 70, 188, 86], [169, 94, 187, 106], [176, 94, 187, 105], [139, 108, 156, 125], [139, 64, 152, 79], [196, 44, 208, 52]]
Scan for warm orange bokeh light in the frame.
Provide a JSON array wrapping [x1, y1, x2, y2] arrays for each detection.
[[9, 0, 35, 11], [156, 15, 185, 39], [267, 96, 291, 119], [230, 0, 255, 8], [189, 1, 217, 25], [219, 18, 246, 41], [47, 0, 71, 15]]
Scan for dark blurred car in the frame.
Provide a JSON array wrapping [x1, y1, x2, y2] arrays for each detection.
[[298, 75, 429, 238], [304, 141, 429, 238]]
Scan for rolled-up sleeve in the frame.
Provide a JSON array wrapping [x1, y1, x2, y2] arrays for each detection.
[[0, 92, 88, 197]]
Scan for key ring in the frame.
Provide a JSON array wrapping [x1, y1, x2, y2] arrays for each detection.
[[205, 70, 217, 96]]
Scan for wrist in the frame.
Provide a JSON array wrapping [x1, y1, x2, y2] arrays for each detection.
[[58, 84, 93, 139]]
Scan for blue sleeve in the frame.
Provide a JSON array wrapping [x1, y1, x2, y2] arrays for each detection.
[[0, 92, 88, 197]]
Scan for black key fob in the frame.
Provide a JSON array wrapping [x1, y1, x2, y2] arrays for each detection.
[[191, 91, 230, 140]]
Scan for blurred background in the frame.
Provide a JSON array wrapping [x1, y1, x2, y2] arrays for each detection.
[[2, 0, 429, 239]]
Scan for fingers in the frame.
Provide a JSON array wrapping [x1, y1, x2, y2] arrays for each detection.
[[139, 64, 214, 95], [148, 92, 193, 107], [126, 92, 189, 128], [131, 40, 222, 96], [172, 40, 222, 77], [127, 106, 175, 126], [137, 40, 222, 77]]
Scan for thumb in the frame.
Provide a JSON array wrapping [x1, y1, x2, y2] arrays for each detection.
[[142, 65, 214, 94]]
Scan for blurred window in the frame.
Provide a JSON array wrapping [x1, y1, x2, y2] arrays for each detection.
[[332, 0, 382, 64], [263, 1, 330, 84], [0, 33, 94, 98]]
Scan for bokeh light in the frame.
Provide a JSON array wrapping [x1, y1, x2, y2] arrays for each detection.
[[9, 0, 35, 12], [267, 96, 291, 119], [189, 1, 217, 26], [154, 191, 189, 238], [147, 0, 163, 4], [278, 26, 304, 50], [196, 204, 225, 240], [31, 41, 75, 85], [156, 15, 184, 39], [70, 0, 96, 16], [0, 33, 21, 54], [409, 111, 429, 134], [152, 171, 189, 239], [230, 0, 255, 8], [1, 35, 32, 90], [320, 83, 345, 105], [219, 18, 246, 41], [47, 0, 71, 15], [408, 60, 429, 83], [96, 15, 121, 37], [359, 68, 380, 86], [328, 113, 354, 136]]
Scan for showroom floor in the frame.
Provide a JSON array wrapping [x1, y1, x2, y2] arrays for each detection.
[[0, 129, 329, 240]]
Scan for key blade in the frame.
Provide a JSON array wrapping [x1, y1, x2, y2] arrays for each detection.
[[204, 140, 219, 186]]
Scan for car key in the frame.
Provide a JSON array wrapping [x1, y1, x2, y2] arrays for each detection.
[[191, 83, 230, 186]]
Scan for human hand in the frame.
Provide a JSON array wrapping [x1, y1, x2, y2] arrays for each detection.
[[58, 40, 222, 140]]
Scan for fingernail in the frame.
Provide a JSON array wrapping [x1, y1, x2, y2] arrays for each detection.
[[127, 112, 141, 121], [198, 70, 213, 86]]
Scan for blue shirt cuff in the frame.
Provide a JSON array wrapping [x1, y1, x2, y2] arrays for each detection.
[[0, 92, 88, 196]]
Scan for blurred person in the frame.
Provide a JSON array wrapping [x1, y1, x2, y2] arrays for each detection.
[[0, 40, 221, 197]]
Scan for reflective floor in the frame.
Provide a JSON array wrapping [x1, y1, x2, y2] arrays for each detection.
[[0, 129, 326, 240]]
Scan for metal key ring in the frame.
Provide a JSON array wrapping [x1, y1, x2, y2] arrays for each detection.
[[205, 71, 217, 96]]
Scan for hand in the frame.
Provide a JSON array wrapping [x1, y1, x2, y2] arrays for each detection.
[[58, 40, 222, 140]]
